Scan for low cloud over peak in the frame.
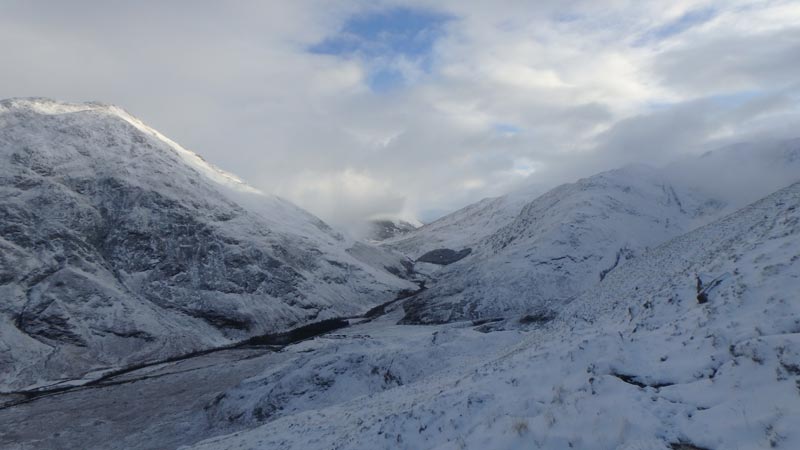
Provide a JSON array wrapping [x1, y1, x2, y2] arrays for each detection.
[[2, 0, 799, 226]]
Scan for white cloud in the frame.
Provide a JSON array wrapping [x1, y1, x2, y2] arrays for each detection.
[[1, 0, 798, 226]]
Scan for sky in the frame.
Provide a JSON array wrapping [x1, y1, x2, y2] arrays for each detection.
[[1, 0, 799, 227]]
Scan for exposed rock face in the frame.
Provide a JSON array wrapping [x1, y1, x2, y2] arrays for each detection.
[[366, 219, 417, 241], [416, 248, 472, 265], [0, 98, 414, 390]]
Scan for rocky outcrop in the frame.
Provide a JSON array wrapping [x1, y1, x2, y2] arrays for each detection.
[[367, 219, 417, 241]]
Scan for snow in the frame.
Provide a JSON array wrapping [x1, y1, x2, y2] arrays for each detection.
[[0, 98, 414, 391], [399, 165, 724, 324], [0, 305, 522, 450], [2, 97, 800, 450], [109, 105, 263, 195], [383, 182, 544, 258], [185, 181, 800, 450], [392, 138, 800, 326]]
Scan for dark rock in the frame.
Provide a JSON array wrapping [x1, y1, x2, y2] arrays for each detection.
[[695, 273, 728, 304], [363, 282, 426, 319], [669, 443, 712, 450], [611, 372, 674, 389], [367, 219, 417, 241], [518, 311, 555, 324], [187, 309, 253, 331], [416, 248, 472, 265], [241, 318, 349, 346]]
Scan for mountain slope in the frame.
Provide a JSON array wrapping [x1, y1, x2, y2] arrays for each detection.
[[188, 180, 800, 450], [383, 183, 543, 258], [389, 139, 800, 326], [0, 98, 414, 391], [401, 165, 721, 324]]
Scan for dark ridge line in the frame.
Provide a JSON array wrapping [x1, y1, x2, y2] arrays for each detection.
[[669, 442, 712, 450], [471, 317, 504, 326], [363, 281, 426, 319], [599, 246, 632, 282], [610, 372, 674, 389]]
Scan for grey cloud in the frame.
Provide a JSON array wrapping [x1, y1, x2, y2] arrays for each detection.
[[653, 27, 800, 95], [1, 0, 798, 227]]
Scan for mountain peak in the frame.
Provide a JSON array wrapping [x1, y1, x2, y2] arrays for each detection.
[[1, 97, 261, 195]]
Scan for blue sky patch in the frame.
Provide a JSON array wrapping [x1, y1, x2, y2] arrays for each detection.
[[368, 68, 406, 92], [309, 7, 451, 91], [493, 123, 522, 136], [709, 89, 763, 107], [636, 7, 716, 45], [553, 12, 583, 23]]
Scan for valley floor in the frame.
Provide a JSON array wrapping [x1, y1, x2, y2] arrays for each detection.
[[0, 347, 284, 450], [0, 305, 523, 450]]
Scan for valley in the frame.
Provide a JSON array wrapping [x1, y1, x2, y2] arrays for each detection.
[[1, 99, 798, 450], [0, 299, 525, 450]]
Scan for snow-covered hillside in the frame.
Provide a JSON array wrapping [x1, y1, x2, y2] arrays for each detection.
[[383, 138, 800, 326], [400, 165, 723, 324], [187, 180, 800, 450], [0, 98, 414, 391], [383, 183, 544, 258], [393, 137, 800, 326], [3, 96, 799, 450]]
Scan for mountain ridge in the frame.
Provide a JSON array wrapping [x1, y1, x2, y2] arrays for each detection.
[[0, 98, 414, 391]]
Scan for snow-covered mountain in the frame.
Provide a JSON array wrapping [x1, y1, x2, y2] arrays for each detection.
[[399, 165, 723, 324], [0, 98, 414, 391], [3, 98, 799, 450], [383, 183, 544, 258], [389, 138, 800, 325], [187, 179, 800, 450]]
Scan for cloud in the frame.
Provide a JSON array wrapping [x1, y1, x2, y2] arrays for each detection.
[[281, 168, 409, 234], [1, 0, 798, 227], [653, 27, 800, 95]]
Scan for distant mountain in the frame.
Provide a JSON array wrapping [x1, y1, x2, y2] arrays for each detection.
[[383, 183, 544, 258], [399, 165, 722, 324], [390, 138, 800, 325], [0, 98, 414, 390], [366, 219, 417, 242]]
